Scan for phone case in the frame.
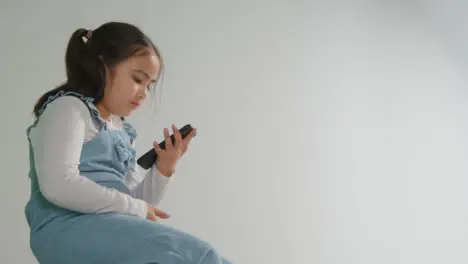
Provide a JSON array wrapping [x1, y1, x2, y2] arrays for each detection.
[[136, 124, 194, 170]]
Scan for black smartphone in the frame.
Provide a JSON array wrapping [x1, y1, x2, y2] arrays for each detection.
[[137, 124, 195, 170]]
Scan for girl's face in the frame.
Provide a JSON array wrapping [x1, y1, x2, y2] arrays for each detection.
[[101, 49, 160, 118]]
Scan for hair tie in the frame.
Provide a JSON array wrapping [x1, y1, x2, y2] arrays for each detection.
[[86, 29, 93, 40]]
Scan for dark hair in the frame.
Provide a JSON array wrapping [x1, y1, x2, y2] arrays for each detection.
[[33, 21, 163, 118]]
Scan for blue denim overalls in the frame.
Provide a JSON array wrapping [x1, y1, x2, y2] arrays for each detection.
[[24, 91, 231, 264]]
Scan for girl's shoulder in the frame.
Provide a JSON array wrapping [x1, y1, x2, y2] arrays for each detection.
[[39, 95, 91, 118], [40, 95, 95, 127], [56, 94, 89, 108], [28, 95, 97, 140]]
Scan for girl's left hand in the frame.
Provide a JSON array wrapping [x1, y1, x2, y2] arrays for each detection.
[[153, 124, 197, 177]]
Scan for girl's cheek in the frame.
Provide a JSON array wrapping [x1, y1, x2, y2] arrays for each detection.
[[132, 82, 141, 92]]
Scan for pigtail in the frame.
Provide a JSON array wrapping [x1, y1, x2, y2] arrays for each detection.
[[33, 28, 106, 118]]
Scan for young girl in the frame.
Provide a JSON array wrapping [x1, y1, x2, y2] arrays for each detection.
[[25, 22, 231, 264]]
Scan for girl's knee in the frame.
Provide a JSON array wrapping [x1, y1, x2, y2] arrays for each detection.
[[199, 247, 229, 264]]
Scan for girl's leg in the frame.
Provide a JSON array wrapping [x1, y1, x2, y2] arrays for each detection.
[[31, 213, 231, 264], [199, 249, 233, 264]]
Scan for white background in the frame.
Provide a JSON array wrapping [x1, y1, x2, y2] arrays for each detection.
[[1, 1, 467, 263]]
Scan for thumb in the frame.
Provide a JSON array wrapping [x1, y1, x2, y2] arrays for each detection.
[[183, 129, 197, 144], [146, 203, 158, 221]]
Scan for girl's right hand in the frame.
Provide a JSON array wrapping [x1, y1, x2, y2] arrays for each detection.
[[146, 203, 170, 221]]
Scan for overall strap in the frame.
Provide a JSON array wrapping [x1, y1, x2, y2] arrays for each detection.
[[26, 90, 107, 139]]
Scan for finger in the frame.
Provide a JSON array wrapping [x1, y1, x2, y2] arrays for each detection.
[[153, 208, 171, 219], [148, 211, 158, 221], [163, 128, 173, 149], [172, 124, 182, 149], [153, 141, 162, 154]]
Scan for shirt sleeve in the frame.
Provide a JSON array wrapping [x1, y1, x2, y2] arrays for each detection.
[[125, 155, 173, 207], [29, 96, 148, 219]]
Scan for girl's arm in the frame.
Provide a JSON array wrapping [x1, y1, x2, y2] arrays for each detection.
[[125, 151, 173, 207], [30, 96, 148, 218]]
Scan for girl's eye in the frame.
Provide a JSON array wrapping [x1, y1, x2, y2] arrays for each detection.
[[133, 76, 152, 90], [133, 77, 143, 84]]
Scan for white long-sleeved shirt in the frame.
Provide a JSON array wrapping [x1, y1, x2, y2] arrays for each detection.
[[28, 95, 172, 219]]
